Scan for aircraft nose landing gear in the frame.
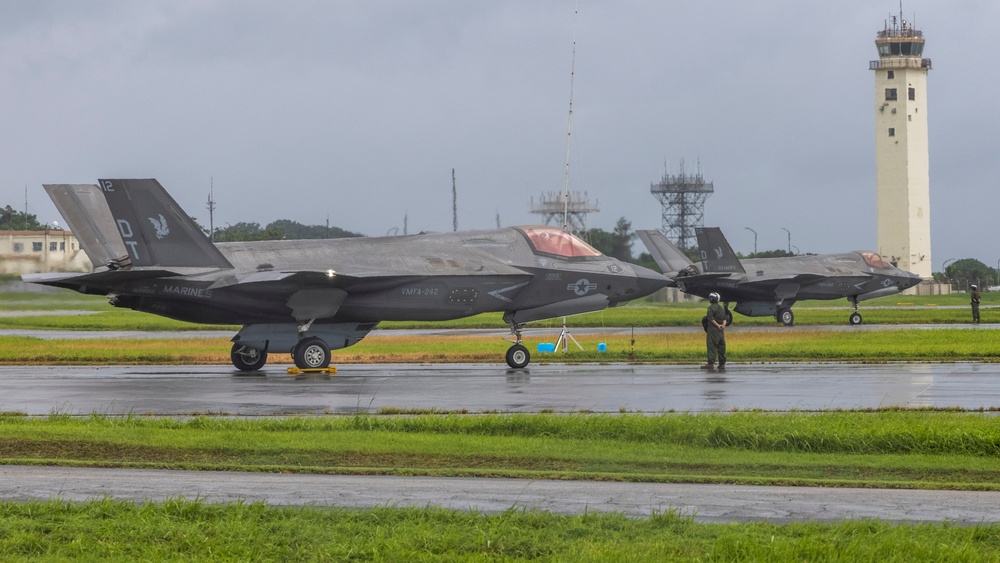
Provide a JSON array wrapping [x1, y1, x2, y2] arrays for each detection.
[[848, 297, 863, 325], [505, 322, 531, 369]]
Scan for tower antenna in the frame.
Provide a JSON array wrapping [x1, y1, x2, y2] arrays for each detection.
[[560, 2, 579, 232], [207, 177, 216, 242], [451, 168, 458, 232], [556, 2, 583, 354]]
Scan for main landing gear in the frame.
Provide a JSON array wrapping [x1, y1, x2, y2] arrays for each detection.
[[231, 344, 267, 371], [290, 319, 332, 369], [505, 323, 530, 369]]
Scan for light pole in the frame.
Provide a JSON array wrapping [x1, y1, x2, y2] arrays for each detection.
[[745, 227, 757, 255], [780, 227, 791, 254], [942, 258, 956, 290], [996, 258, 999, 287]]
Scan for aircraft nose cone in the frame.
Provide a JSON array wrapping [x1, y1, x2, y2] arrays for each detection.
[[898, 271, 922, 290], [633, 264, 671, 298]]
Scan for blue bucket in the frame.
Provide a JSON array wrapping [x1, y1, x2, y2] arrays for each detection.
[[597, 343, 607, 352], [537, 343, 556, 353]]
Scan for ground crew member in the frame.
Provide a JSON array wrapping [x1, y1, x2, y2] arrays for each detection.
[[702, 292, 727, 370], [971, 284, 981, 323]]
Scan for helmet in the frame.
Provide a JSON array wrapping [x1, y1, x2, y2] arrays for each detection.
[[972, 285, 978, 290], [709, 292, 720, 303]]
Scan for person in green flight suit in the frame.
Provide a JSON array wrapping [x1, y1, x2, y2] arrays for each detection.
[[701, 292, 727, 371], [971, 284, 981, 323]]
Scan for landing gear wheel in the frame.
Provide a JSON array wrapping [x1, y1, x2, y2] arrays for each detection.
[[231, 344, 267, 371], [777, 308, 794, 326], [293, 337, 331, 369], [724, 308, 734, 326], [505, 344, 530, 369], [849, 312, 863, 326]]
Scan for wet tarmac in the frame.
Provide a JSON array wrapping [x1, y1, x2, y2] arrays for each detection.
[[3, 359, 1000, 524], [4, 465, 999, 525], [1, 361, 999, 415]]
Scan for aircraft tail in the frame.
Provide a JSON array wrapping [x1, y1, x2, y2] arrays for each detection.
[[635, 230, 693, 275], [695, 227, 746, 274], [43, 184, 128, 270], [97, 179, 233, 269]]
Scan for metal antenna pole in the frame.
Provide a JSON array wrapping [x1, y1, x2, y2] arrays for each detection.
[[207, 177, 216, 242], [556, 2, 584, 354], [452, 168, 457, 232]]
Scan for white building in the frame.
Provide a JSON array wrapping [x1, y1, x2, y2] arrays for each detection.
[[0, 230, 92, 274], [870, 16, 932, 279]]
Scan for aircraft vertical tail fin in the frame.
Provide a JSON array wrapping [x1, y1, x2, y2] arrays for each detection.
[[635, 230, 693, 274], [696, 227, 746, 274], [97, 179, 233, 269], [43, 184, 128, 270]]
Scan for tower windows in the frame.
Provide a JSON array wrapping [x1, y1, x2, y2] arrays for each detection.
[[908, 87, 915, 100], [885, 88, 898, 101], [887, 70, 894, 79], [888, 128, 895, 137]]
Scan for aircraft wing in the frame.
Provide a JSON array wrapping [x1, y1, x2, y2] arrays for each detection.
[[739, 273, 833, 286]]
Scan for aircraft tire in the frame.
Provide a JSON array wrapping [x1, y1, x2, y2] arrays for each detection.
[[293, 337, 331, 369], [725, 309, 734, 326], [231, 344, 268, 371], [505, 344, 530, 369], [778, 308, 794, 326], [849, 312, 863, 326]]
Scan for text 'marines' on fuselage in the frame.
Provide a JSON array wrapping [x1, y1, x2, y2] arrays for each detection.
[[25, 179, 669, 370], [637, 227, 921, 326]]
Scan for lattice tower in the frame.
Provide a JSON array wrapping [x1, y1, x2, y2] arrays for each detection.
[[529, 191, 599, 233], [650, 160, 714, 250]]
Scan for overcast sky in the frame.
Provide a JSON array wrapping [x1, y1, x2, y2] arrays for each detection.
[[2, 1, 997, 271]]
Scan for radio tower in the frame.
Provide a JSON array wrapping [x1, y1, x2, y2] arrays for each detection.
[[650, 159, 714, 250]]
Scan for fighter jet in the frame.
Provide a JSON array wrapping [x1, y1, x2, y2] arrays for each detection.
[[636, 227, 922, 326], [24, 179, 668, 370]]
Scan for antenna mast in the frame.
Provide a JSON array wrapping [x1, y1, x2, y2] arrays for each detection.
[[207, 177, 216, 242], [560, 4, 579, 232], [451, 168, 458, 232]]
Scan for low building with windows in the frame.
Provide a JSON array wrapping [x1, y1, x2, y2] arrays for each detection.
[[0, 230, 92, 274]]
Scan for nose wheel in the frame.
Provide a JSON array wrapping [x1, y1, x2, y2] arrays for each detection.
[[848, 297, 863, 325], [506, 344, 530, 369], [505, 321, 531, 369], [777, 308, 794, 326]]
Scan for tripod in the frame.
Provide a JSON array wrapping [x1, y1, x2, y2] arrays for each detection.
[[555, 317, 584, 353]]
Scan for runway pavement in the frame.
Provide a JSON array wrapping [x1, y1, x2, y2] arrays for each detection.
[[3, 465, 999, 524], [3, 358, 999, 524], [1, 361, 999, 415]]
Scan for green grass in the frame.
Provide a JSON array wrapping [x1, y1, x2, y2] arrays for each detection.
[[4, 412, 1000, 490], [2, 499, 998, 561], [1, 326, 997, 364]]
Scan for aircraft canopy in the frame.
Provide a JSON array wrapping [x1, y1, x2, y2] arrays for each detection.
[[860, 250, 892, 268], [517, 227, 602, 258]]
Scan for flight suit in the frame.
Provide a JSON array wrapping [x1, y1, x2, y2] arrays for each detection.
[[705, 302, 727, 368], [971, 289, 981, 323]]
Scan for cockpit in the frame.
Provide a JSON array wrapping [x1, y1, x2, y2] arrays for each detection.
[[859, 250, 892, 269], [516, 227, 603, 258]]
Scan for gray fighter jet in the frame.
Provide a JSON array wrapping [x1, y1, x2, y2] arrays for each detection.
[[24, 179, 668, 370], [637, 227, 922, 326]]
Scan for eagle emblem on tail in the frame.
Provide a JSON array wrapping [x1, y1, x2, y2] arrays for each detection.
[[148, 214, 169, 239]]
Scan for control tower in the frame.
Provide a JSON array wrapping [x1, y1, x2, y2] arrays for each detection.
[[870, 14, 932, 278]]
